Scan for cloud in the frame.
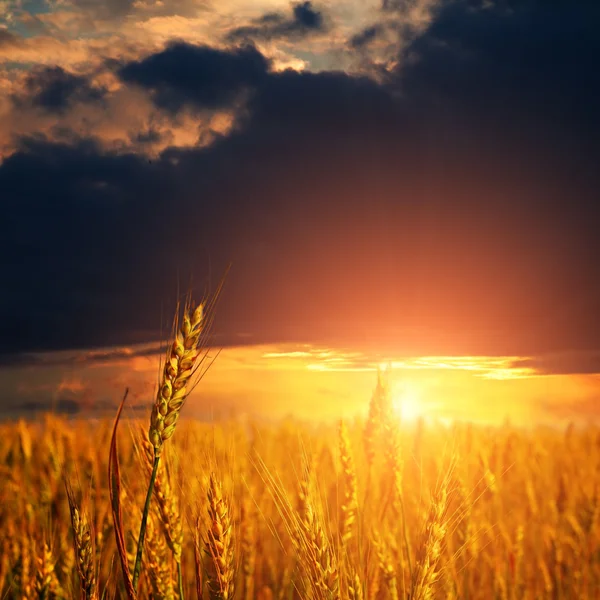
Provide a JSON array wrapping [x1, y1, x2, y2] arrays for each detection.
[[349, 24, 386, 49], [0, 341, 219, 370], [510, 352, 600, 376], [0, 0, 599, 365], [17, 376, 92, 415], [65, 0, 209, 21], [382, 0, 420, 11], [13, 66, 107, 114], [343, 0, 441, 79], [0, 28, 23, 49], [2, 70, 235, 160], [15, 394, 148, 417], [291, 1, 324, 29], [397, 0, 600, 133], [0, 33, 131, 67], [227, 2, 326, 43], [118, 42, 270, 112], [63, 0, 134, 20], [21, 397, 83, 415]]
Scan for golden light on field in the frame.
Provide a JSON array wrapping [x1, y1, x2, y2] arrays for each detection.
[[1, 304, 600, 600]]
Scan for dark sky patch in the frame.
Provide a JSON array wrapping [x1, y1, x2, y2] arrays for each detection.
[[118, 42, 270, 113], [349, 24, 386, 49], [227, 1, 325, 42], [398, 0, 600, 135], [21, 397, 83, 415], [132, 128, 163, 145], [14, 66, 107, 114], [510, 353, 600, 376], [0, 347, 159, 370], [16, 391, 148, 416]]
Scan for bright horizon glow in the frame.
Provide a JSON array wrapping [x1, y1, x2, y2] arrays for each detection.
[[392, 383, 425, 422], [1, 342, 599, 426]]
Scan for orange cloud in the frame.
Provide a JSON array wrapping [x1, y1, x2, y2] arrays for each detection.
[[1, 0, 420, 159]]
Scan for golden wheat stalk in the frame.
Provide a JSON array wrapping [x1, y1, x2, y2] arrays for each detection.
[[346, 566, 364, 600], [13, 538, 33, 600], [140, 435, 184, 562], [294, 464, 339, 600], [149, 301, 205, 456], [373, 533, 399, 600], [339, 420, 358, 550], [35, 542, 60, 600], [379, 416, 412, 581], [145, 515, 176, 600], [204, 474, 235, 600], [134, 298, 212, 592], [362, 369, 389, 468], [240, 495, 256, 600], [411, 472, 453, 600], [70, 507, 97, 600]]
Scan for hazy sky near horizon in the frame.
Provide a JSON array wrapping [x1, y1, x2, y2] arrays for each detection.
[[2, 342, 599, 425], [1, 0, 599, 420]]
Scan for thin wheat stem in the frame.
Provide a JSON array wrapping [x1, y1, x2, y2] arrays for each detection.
[[401, 495, 413, 582], [133, 454, 160, 591], [178, 559, 185, 600]]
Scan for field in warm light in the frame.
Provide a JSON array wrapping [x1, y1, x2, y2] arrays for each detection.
[[2, 299, 599, 600], [1, 374, 599, 600]]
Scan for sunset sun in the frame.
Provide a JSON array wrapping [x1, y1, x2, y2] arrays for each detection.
[[392, 383, 424, 422]]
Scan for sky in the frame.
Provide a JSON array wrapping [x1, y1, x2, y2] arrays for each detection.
[[1, 0, 599, 423]]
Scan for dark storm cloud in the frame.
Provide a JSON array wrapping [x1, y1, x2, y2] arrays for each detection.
[[0, 135, 183, 356], [349, 24, 386, 49], [226, 1, 325, 42], [21, 398, 83, 415], [16, 392, 147, 416], [132, 128, 163, 145], [398, 0, 600, 131], [0, 346, 159, 370], [510, 352, 600, 376], [13, 66, 106, 114], [1, 0, 600, 362], [118, 43, 270, 113]]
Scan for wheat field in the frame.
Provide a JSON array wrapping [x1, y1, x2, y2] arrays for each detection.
[[1, 300, 599, 599]]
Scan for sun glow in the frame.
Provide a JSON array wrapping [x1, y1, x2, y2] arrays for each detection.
[[392, 384, 424, 422]]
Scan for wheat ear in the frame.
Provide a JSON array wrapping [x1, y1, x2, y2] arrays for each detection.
[[240, 495, 256, 600], [411, 473, 452, 600], [71, 507, 97, 600], [133, 300, 205, 592], [205, 474, 235, 600], [339, 420, 358, 550], [35, 542, 61, 600], [295, 466, 338, 600]]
